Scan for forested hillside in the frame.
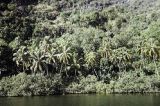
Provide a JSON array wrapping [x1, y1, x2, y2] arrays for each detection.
[[0, 0, 160, 96]]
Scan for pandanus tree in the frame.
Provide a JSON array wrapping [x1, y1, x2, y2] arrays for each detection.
[[110, 47, 132, 73], [98, 38, 112, 59], [84, 51, 98, 77], [98, 38, 113, 79], [137, 38, 160, 78], [139, 38, 160, 60]]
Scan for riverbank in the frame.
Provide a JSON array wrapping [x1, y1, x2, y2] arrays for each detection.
[[1, 72, 160, 97]]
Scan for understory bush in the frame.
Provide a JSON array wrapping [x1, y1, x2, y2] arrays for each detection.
[[66, 75, 108, 94], [0, 73, 62, 96], [66, 72, 160, 94], [108, 71, 160, 93]]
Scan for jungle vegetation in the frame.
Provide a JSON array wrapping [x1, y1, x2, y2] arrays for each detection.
[[0, 0, 160, 96]]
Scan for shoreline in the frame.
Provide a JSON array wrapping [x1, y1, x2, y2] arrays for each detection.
[[1, 92, 160, 97]]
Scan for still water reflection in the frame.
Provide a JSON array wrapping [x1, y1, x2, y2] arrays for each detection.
[[0, 94, 160, 106]]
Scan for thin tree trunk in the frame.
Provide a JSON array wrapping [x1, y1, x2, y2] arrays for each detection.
[[65, 64, 69, 77], [93, 69, 98, 78], [75, 69, 77, 77], [154, 60, 159, 79], [60, 65, 63, 74]]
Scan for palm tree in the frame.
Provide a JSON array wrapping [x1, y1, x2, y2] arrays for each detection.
[[45, 46, 58, 72], [70, 53, 81, 76], [27, 37, 54, 75], [30, 48, 48, 75], [55, 44, 72, 76], [13, 46, 30, 72]]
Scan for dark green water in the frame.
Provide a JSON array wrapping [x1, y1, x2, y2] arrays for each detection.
[[0, 94, 160, 106]]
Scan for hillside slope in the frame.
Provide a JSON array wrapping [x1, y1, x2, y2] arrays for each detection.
[[0, 0, 160, 96]]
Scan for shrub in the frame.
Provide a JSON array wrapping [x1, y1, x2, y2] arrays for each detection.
[[109, 71, 160, 93], [7, 3, 16, 10], [66, 75, 108, 94], [0, 73, 62, 96]]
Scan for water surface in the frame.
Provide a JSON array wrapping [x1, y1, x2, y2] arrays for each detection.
[[0, 94, 160, 106]]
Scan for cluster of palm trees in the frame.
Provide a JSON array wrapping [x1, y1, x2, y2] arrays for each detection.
[[12, 33, 160, 80], [13, 37, 79, 76]]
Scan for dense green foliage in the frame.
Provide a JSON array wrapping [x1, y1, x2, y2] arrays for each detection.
[[0, 73, 62, 96], [0, 0, 160, 96]]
